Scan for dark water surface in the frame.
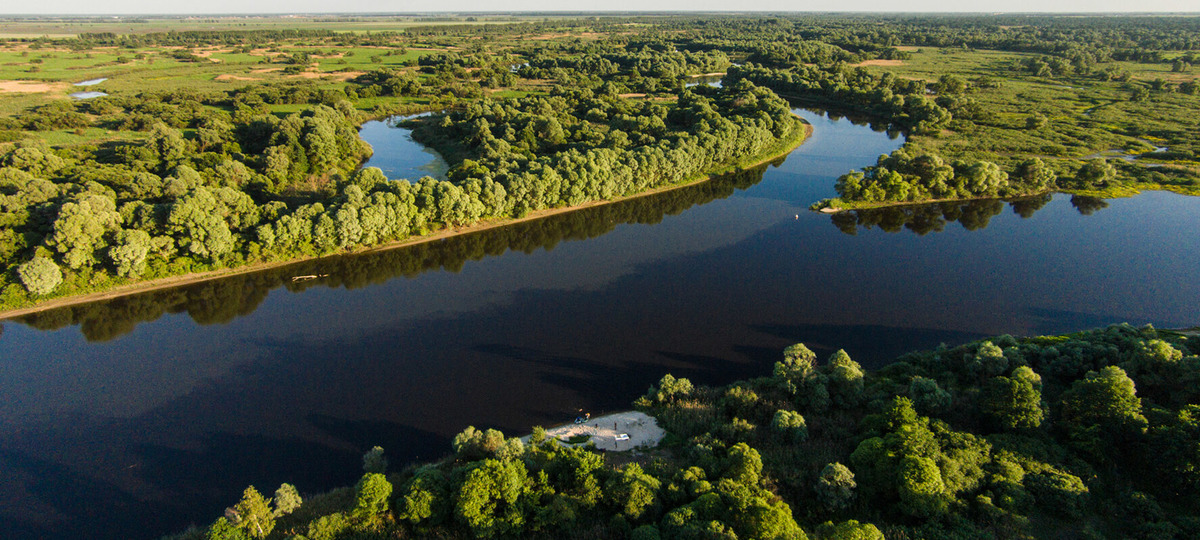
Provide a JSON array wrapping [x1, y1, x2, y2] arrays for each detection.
[[2, 109, 1200, 539]]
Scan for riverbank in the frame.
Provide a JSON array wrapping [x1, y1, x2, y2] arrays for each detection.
[[0, 116, 811, 320], [809, 191, 1053, 213], [810, 180, 1200, 214]]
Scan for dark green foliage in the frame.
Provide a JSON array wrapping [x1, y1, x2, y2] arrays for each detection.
[[815, 463, 856, 511], [271, 484, 301, 518], [826, 350, 864, 408], [1024, 467, 1089, 518], [455, 459, 531, 537], [909, 376, 952, 415], [13, 16, 1200, 540], [188, 324, 1200, 539], [397, 467, 451, 528], [771, 409, 809, 442], [7, 14, 1200, 313], [646, 373, 694, 404], [1073, 159, 1118, 190], [350, 475, 393, 525], [982, 366, 1044, 431], [1148, 404, 1200, 497], [632, 524, 662, 540], [16, 256, 62, 295], [227, 486, 274, 539], [0, 47, 801, 310], [361, 446, 387, 474], [604, 463, 661, 522], [1060, 365, 1148, 456], [831, 147, 1046, 205], [205, 518, 249, 540], [817, 520, 884, 540], [727, 63, 950, 134]]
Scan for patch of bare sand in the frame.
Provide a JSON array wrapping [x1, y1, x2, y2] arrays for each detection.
[[523, 411, 665, 452], [0, 80, 68, 93]]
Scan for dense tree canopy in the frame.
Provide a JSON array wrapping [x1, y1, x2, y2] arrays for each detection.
[[175, 323, 1200, 540], [3, 13, 1200, 308]]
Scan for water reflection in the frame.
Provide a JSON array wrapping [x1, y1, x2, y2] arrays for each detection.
[[1070, 195, 1110, 215], [2, 106, 1199, 540], [827, 194, 1108, 236], [791, 104, 900, 139], [684, 75, 723, 88], [358, 113, 449, 181], [11, 164, 774, 342]]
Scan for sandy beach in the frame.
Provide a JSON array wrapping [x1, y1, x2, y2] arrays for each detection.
[[525, 411, 666, 451]]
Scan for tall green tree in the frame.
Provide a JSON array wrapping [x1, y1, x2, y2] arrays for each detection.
[[982, 366, 1044, 430], [455, 459, 531, 538]]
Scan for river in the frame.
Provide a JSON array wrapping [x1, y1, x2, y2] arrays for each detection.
[[1, 108, 1198, 539]]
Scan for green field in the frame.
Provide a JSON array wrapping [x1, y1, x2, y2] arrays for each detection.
[[2, 14, 1200, 540], [0, 15, 532, 38], [1, 14, 1198, 298]]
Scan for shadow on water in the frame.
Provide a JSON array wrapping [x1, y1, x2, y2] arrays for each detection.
[[750, 323, 990, 370], [792, 103, 901, 138], [10, 163, 777, 342], [1023, 307, 1142, 337], [0, 448, 161, 540], [9, 184, 1115, 341], [473, 343, 675, 413], [826, 193, 1108, 236], [0, 415, 449, 540], [2, 105, 1198, 540]]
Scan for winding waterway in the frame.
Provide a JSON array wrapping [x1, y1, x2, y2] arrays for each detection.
[[2, 109, 1199, 539]]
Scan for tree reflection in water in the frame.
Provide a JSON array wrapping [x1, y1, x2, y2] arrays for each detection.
[[829, 193, 1105, 236], [9, 171, 1116, 343], [12, 163, 774, 342]]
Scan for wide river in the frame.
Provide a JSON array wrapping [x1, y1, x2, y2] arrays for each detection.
[[2, 108, 1199, 539]]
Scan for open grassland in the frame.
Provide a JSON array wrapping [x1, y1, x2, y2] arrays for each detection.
[[0, 20, 586, 148], [854, 46, 1200, 177], [2, 14, 1200, 310], [0, 15, 533, 38]]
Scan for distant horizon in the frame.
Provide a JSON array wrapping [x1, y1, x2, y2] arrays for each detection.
[[2, 2, 1198, 17], [6, 11, 1200, 16]]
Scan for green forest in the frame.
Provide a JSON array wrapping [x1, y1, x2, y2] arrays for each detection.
[[2, 14, 1200, 311], [2, 14, 1198, 540], [0, 17, 811, 312], [171, 323, 1200, 540]]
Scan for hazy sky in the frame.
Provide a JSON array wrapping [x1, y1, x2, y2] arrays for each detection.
[[3, 0, 1198, 15]]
